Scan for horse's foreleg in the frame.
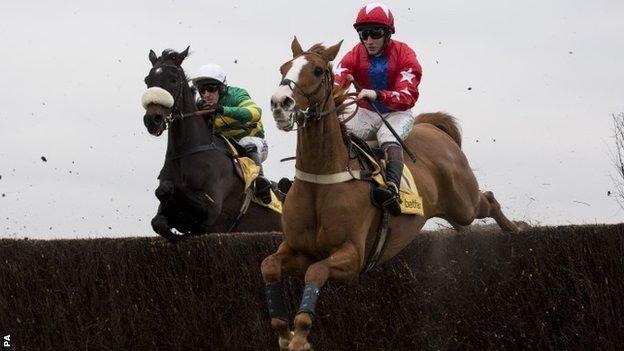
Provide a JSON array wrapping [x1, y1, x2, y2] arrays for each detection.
[[155, 180, 175, 202], [175, 185, 217, 218], [290, 241, 360, 351], [476, 191, 529, 233], [261, 243, 313, 350]]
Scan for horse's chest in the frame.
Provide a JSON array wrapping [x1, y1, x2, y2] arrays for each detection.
[[285, 227, 344, 259], [177, 157, 217, 188], [283, 209, 351, 256], [282, 183, 366, 255]]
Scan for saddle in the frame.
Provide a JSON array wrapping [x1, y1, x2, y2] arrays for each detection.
[[348, 134, 424, 216], [218, 135, 283, 214]]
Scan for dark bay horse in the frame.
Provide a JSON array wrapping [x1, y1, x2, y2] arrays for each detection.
[[261, 38, 527, 350], [141, 47, 280, 242]]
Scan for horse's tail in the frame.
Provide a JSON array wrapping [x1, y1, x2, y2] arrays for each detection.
[[414, 112, 462, 148]]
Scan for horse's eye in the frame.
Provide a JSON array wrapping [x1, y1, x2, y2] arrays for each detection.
[[314, 67, 324, 77]]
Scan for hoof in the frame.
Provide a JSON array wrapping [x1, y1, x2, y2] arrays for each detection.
[[289, 339, 313, 351], [151, 216, 183, 243], [278, 331, 294, 350]]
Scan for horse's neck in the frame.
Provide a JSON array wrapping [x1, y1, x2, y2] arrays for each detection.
[[168, 88, 214, 152], [295, 100, 349, 174]]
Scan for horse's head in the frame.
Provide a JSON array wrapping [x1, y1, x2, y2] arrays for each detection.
[[271, 37, 342, 131], [141, 47, 190, 136]]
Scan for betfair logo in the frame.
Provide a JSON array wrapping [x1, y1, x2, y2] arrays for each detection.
[[403, 199, 421, 209]]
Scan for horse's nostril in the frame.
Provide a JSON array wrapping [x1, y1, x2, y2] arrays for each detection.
[[282, 96, 294, 109], [153, 115, 163, 124]]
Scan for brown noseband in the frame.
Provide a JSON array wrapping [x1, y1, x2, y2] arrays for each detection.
[[278, 52, 336, 128]]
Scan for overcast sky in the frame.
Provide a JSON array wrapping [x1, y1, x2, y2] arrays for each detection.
[[0, 0, 622, 239]]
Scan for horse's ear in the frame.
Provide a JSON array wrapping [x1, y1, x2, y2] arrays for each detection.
[[291, 36, 304, 58], [149, 50, 158, 66], [322, 40, 343, 62], [175, 46, 190, 66]]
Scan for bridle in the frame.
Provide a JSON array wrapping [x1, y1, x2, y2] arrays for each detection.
[[145, 62, 224, 161], [151, 65, 249, 129], [148, 63, 197, 126], [278, 51, 358, 130]]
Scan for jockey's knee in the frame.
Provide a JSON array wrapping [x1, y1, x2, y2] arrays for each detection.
[[243, 143, 258, 154], [244, 145, 263, 166], [380, 142, 403, 162], [380, 141, 401, 152], [239, 136, 268, 164]]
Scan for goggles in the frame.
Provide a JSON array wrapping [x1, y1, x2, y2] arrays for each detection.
[[357, 27, 386, 40]]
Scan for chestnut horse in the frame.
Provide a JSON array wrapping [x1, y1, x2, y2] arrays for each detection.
[[142, 48, 280, 242], [261, 38, 527, 350]]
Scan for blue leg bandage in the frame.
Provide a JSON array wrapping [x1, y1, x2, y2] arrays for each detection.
[[266, 281, 289, 322], [297, 282, 320, 317]]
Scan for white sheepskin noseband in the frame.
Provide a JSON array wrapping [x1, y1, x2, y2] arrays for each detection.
[[141, 87, 174, 109]]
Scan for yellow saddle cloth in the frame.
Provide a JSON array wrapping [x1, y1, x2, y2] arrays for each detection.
[[220, 136, 282, 214], [352, 143, 424, 216]]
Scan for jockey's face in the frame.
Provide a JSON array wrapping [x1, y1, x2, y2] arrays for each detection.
[[358, 26, 387, 56], [363, 36, 385, 56], [201, 89, 219, 107], [197, 81, 221, 107]]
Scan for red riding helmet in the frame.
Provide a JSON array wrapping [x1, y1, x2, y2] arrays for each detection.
[[353, 3, 395, 33]]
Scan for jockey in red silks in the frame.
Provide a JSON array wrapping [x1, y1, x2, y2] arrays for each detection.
[[334, 3, 423, 215]]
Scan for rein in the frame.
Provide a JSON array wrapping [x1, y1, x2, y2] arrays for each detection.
[[165, 109, 215, 124], [278, 52, 359, 130], [155, 63, 186, 116], [148, 64, 223, 161], [150, 63, 218, 126]]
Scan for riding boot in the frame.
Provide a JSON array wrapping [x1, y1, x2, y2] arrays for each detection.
[[277, 177, 292, 194], [273, 178, 291, 202], [245, 145, 273, 205], [373, 143, 403, 216]]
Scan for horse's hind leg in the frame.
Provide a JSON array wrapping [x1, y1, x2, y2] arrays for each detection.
[[261, 243, 314, 350], [476, 191, 528, 233], [446, 219, 467, 233]]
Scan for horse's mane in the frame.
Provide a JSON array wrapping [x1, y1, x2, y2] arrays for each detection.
[[332, 84, 349, 107], [158, 49, 192, 80], [307, 43, 353, 140], [333, 83, 352, 142], [308, 43, 326, 55]]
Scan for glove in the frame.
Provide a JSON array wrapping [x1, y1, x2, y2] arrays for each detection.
[[358, 89, 378, 101], [213, 105, 224, 115], [197, 99, 210, 110]]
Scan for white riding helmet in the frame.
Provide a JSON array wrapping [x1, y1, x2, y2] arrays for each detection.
[[191, 63, 227, 85]]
